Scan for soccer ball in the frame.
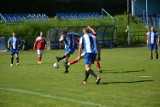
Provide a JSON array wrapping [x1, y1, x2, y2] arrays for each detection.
[[53, 63, 59, 68]]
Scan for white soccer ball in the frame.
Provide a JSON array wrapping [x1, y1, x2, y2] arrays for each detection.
[[53, 63, 59, 68]]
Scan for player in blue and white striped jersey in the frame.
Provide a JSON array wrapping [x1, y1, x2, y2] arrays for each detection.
[[8, 32, 21, 66], [147, 27, 159, 59], [78, 28, 101, 84], [56, 31, 77, 73]]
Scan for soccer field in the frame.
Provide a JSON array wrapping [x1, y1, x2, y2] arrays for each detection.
[[0, 47, 160, 107]]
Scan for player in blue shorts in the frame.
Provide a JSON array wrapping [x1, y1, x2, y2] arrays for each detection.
[[56, 31, 77, 73], [78, 28, 101, 84], [8, 32, 21, 66], [147, 27, 159, 60]]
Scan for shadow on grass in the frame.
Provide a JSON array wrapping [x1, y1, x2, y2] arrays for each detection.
[[102, 69, 145, 73], [102, 80, 154, 84]]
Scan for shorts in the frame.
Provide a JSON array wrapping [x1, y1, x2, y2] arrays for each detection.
[[84, 53, 97, 64], [10, 49, 19, 55], [37, 50, 44, 55], [65, 46, 75, 54], [149, 44, 158, 50]]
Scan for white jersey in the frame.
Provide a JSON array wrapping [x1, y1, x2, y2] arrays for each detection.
[[79, 33, 98, 54]]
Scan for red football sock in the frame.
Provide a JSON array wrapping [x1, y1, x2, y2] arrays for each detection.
[[95, 61, 101, 69], [38, 57, 41, 62], [70, 59, 79, 65]]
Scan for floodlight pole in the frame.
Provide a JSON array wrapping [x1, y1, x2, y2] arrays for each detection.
[[127, 0, 130, 46]]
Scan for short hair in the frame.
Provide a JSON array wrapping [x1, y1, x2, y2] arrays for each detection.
[[151, 27, 155, 31], [62, 31, 67, 34], [83, 28, 88, 33]]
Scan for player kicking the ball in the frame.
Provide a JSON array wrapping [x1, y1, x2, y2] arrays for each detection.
[[78, 28, 101, 84], [65, 26, 102, 73], [33, 32, 47, 64], [147, 27, 159, 60], [8, 32, 21, 66], [56, 31, 77, 73]]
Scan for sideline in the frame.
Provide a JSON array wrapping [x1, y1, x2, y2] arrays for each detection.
[[0, 87, 106, 107]]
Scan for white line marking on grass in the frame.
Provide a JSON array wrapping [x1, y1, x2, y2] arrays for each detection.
[[140, 76, 152, 78], [0, 87, 107, 107]]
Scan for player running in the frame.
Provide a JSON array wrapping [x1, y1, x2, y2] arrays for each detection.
[[56, 31, 77, 73], [78, 28, 101, 84], [65, 26, 102, 73], [147, 27, 159, 60], [33, 32, 47, 64], [8, 32, 21, 66]]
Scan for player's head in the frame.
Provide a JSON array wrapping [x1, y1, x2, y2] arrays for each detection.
[[40, 32, 43, 37], [87, 26, 91, 29], [151, 27, 155, 32], [83, 28, 88, 34], [62, 31, 68, 37], [12, 32, 16, 37]]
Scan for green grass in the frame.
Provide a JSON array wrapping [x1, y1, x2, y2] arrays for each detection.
[[0, 47, 160, 107]]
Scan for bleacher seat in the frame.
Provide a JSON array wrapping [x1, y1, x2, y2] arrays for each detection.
[[0, 13, 49, 24], [56, 12, 103, 20]]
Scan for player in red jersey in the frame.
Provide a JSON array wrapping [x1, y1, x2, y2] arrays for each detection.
[[65, 26, 102, 73], [33, 32, 47, 64]]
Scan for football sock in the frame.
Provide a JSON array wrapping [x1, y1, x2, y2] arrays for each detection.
[[11, 57, 13, 64], [87, 69, 97, 79], [16, 57, 19, 63], [84, 71, 90, 81], [38, 57, 41, 62], [156, 54, 158, 59], [59, 55, 66, 61], [65, 62, 68, 72], [70, 59, 78, 65], [40, 56, 42, 61], [95, 61, 101, 69]]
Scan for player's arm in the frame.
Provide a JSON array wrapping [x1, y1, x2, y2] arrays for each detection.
[[8, 38, 11, 49], [157, 34, 159, 45], [33, 40, 37, 49], [78, 37, 83, 61], [97, 41, 101, 61], [59, 35, 64, 42]]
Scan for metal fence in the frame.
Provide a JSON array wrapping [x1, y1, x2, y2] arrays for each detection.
[[46, 26, 118, 50]]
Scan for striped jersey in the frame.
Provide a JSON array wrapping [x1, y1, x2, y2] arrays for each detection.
[[148, 32, 158, 44], [8, 36, 20, 49], [79, 33, 98, 54], [60, 32, 75, 49]]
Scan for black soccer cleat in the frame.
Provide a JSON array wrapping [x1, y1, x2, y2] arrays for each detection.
[[64, 70, 69, 73], [96, 77, 101, 84]]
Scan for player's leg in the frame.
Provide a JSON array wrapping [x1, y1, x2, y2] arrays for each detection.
[[10, 49, 14, 66], [64, 52, 70, 73], [15, 49, 19, 66], [37, 50, 42, 64], [95, 59, 102, 73], [83, 53, 101, 84], [10, 55, 14, 66], [67, 53, 84, 66], [149, 44, 153, 60], [154, 44, 158, 59], [15, 54, 19, 66]]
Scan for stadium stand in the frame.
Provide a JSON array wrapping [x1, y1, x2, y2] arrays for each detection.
[[55, 12, 103, 20], [0, 13, 49, 24]]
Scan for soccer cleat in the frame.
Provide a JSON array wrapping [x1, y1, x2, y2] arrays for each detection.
[[64, 70, 69, 73], [98, 68, 103, 73], [96, 76, 101, 84], [37, 61, 42, 64], [10, 64, 13, 66], [16, 63, 19, 66], [82, 81, 87, 85], [56, 56, 60, 62]]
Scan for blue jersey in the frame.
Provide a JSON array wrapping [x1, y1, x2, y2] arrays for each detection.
[[60, 32, 76, 49], [8, 36, 20, 49], [79, 33, 98, 54], [148, 32, 158, 45]]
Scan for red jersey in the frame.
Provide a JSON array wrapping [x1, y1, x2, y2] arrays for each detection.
[[35, 37, 46, 50]]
